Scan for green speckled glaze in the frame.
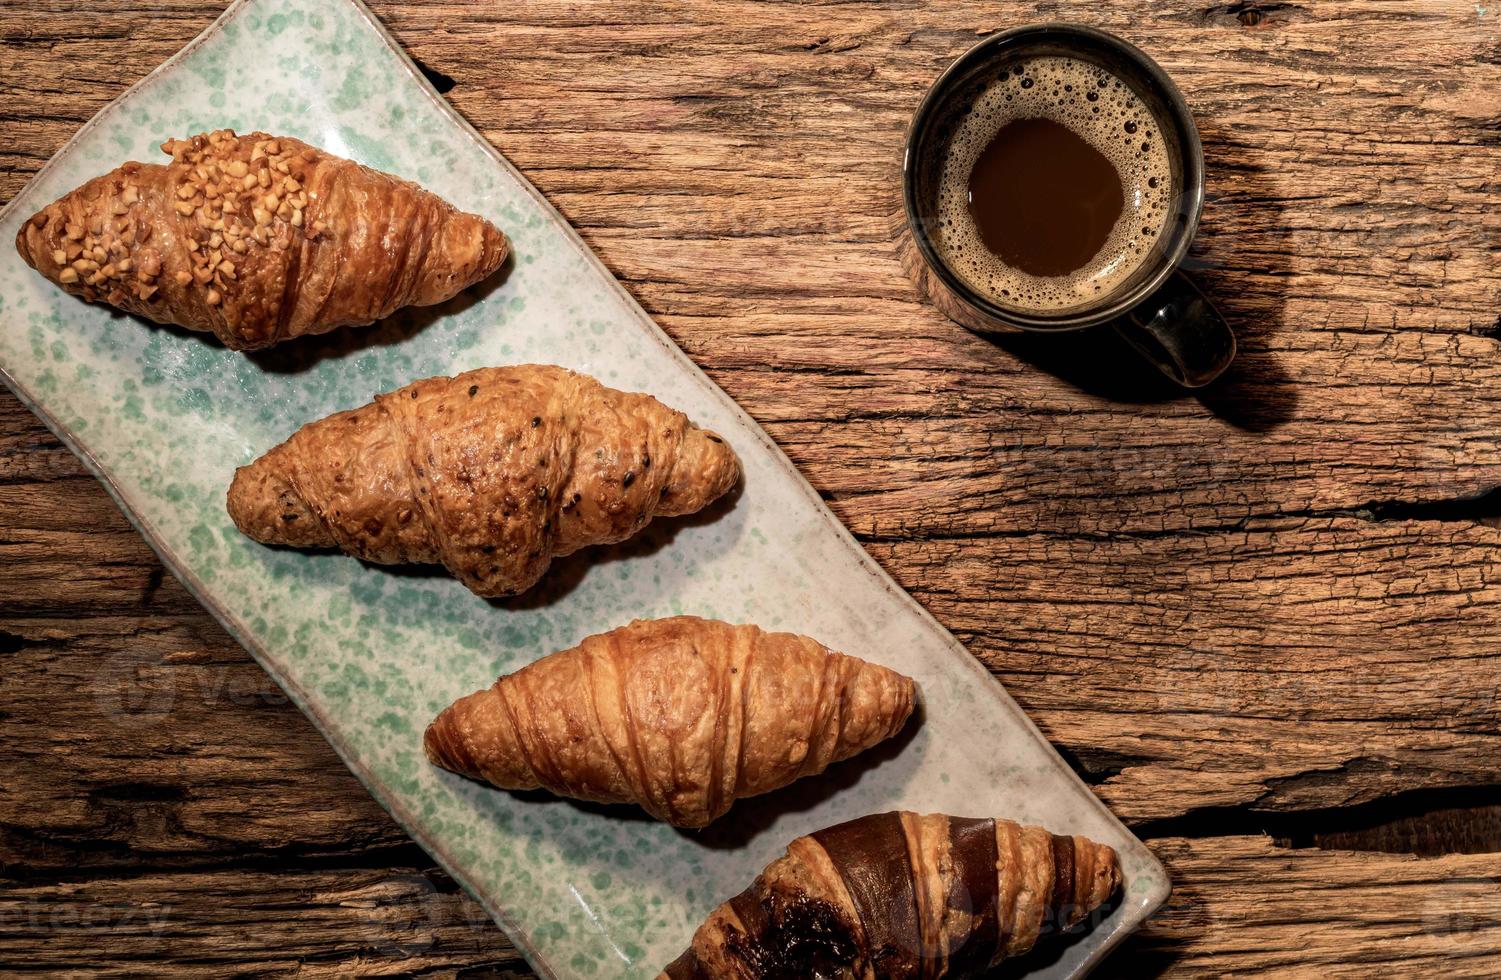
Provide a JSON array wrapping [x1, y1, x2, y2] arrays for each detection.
[[0, 1, 1168, 976]]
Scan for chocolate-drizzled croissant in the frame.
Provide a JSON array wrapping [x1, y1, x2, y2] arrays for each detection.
[[15, 129, 508, 350], [228, 365, 740, 597], [425, 617, 916, 826], [664, 811, 1120, 979]]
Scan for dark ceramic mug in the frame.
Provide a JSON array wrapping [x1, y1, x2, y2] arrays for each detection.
[[901, 24, 1234, 388]]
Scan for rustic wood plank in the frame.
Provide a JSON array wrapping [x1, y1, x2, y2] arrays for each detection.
[[4, 0, 1501, 976], [11, 0, 1498, 539], [6, 405, 1500, 825], [1108, 835, 1501, 979], [0, 613, 412, 877], [7, 449, 1501, 979], [0, 864, 527, 976], [869, 520, 1501, 821], [4, 836, 1499, 977]]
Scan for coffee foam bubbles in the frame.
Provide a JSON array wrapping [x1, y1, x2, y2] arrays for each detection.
[[936, 56, 1173, 313]]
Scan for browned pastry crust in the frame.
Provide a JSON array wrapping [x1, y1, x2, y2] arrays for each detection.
[[227, 365, 740, 597], [15, 129, 508, 350], [662, 811, 1121, 979], [423, 617, 916, 827]]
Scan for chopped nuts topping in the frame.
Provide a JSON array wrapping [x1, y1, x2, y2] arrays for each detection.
[[88, 127, 328, 311]]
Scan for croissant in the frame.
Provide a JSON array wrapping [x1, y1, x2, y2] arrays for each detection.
[[14, 129, 508, 350], [227, 365, 740, 597], [663, 811, 1121, 978], [423, 617, 916, 827]]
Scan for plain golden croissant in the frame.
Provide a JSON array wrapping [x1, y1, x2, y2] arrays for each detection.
[[15, 128, 508, 350], [423, 617, 916, 827], [227, 365, 740, 597], [663, 811, 1120, 978]]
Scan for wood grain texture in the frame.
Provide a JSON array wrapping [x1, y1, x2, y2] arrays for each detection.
[[3, 0, 1499, 975], [5, 836, 1500, 978]]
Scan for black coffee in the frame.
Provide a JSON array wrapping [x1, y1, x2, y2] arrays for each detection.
[[937, 56, 1172, 312], [967, 117, 1123, 277]]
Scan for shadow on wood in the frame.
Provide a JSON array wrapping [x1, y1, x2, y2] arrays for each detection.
[[982, 129, 1299, 432]]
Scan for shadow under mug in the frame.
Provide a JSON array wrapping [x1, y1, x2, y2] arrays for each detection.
[[900, 24, 1235, 388]]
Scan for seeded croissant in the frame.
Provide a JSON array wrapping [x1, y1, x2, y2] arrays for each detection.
[[664, 811, 1120, 978], [424, 617, 916, 826], [227, 365, 740, 597], [14, 129, 508, 350]]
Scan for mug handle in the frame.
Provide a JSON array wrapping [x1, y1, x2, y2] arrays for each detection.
[[1112, 270, 1235, 388]]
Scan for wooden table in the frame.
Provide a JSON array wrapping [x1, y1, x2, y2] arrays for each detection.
[[3, 0, 1499, 974]]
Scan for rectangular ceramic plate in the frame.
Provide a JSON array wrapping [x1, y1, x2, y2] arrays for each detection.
[[0, 0, 1169, 975]]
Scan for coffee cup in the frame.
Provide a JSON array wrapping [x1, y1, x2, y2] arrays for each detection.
[[901, 24, 1234, 388]]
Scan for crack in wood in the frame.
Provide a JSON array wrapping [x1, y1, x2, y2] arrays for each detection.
[[1364, 487, 1501, 528], [852, 487, 1501, 543], [1198, 2, 1308, 29], [1054, 744, 1158, 787], [1132, 781, 1501, 856], [87, 781, 188, 804], [0, 827, 439, 886]]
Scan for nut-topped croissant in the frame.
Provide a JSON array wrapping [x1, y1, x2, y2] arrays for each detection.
[[227, 365, 740, 597], [424, 617, 917, 827], [663, 811, 1121, 978], [15, 129, 508, 350]]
